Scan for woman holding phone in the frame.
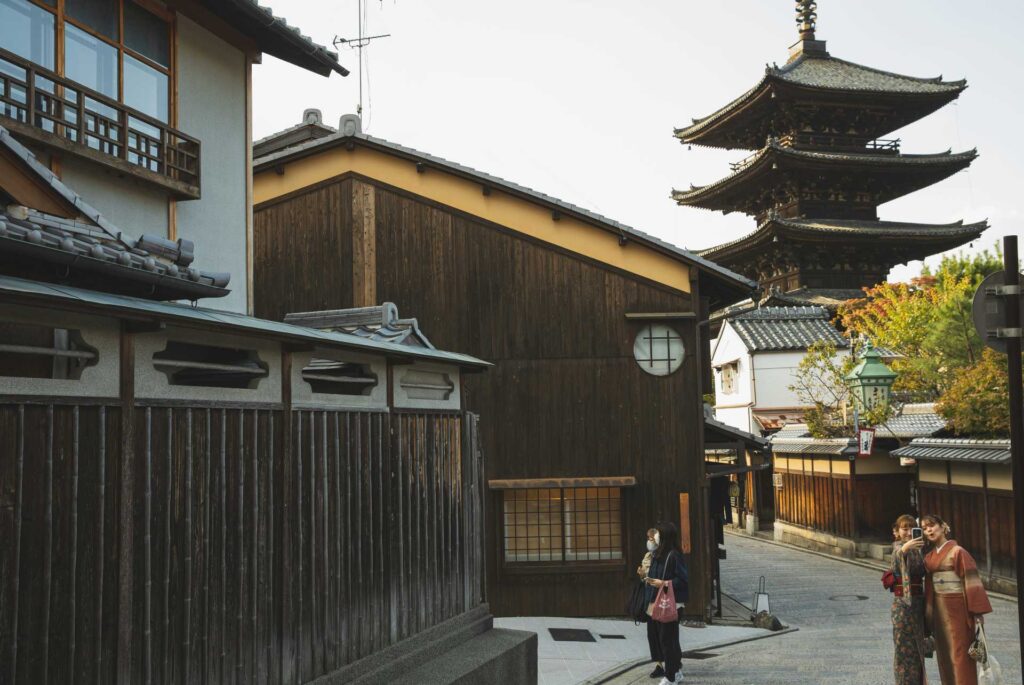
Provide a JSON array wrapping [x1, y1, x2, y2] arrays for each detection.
[[886, 514, 927, 685], [644, 522, 688, 685], [922, 514, 993, 685]]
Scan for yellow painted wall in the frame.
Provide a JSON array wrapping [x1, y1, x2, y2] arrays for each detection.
[[812, 459, 831, 474], [919, 461, 947, 485], [831, 459, 851, 476], [987, 464, 1013, 492], [949, 462, 984, 488], [254, 145, 692, 292], [855, 456, 906, 475]]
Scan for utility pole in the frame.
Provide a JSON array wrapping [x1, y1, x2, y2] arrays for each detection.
[[1002, 235, 1024, 667]]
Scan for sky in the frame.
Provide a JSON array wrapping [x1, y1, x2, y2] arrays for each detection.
[[252, 0, 1023, 281]]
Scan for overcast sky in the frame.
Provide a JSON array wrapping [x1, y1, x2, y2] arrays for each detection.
[[253, 0, 1022, 281]]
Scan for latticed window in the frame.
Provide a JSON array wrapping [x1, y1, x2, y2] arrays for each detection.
[[633, 324, 684, 376], [502, 487, 623, 563], [720, 361, 738, 395]]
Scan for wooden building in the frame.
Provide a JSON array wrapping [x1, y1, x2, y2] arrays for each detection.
[[673, 1, 986, 299], [251, 112, 758, 619], [0, 4, 537, 679], [892, 438, 1016, 593]]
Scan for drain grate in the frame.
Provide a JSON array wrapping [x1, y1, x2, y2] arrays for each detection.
[[829, 594, 869, 601], [598, 634, 626, 639], [548, 628, 596, 642], [681, 651, 718, 660]]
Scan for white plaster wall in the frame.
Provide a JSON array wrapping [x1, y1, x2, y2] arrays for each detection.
[[711, 323, 754, 433], [752, 348, 851, 410], [175, 16, 248, 314], [60, 155, 169, 237]]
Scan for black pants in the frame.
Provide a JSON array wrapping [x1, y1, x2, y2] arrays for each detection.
[[649, 619, 681, 678]]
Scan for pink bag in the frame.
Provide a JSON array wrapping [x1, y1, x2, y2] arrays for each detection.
[[648, 551, 679, 623]]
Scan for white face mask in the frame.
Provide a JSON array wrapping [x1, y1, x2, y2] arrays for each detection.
[[646, 540, 658, 552]]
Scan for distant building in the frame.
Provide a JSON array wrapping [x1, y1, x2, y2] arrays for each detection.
[[673, 0, 986, 298]]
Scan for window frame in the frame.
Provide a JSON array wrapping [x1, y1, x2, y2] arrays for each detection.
[[499, 486, 626, 573], [16, 0, 175, 123]]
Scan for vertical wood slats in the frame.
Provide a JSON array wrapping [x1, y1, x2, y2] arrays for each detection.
[[0, 403, 484, 684]]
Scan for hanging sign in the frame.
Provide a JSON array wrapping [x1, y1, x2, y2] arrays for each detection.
[[857, 428, 875, 457]]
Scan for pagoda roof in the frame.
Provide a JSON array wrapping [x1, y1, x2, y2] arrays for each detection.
[[699, 216, 988, 263], [672, 141, 977, 214], [675, 52, 966, 149]]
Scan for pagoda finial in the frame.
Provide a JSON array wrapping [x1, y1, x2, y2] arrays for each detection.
[[796, 0, 817, 41]]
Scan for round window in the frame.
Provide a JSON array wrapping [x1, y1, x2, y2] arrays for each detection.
[[633, 324, 684, 376]]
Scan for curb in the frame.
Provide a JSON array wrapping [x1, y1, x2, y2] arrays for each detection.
[[724, 530, 1019, 604], [583, 626, 799, 684]]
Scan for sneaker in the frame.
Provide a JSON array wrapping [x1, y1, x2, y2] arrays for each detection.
[[649, 664, 665, 678], [657, 679, 672, 685], [674, 673, 685, 683]]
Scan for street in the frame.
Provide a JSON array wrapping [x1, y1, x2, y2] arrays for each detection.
[[612, 533, 1021, 684]]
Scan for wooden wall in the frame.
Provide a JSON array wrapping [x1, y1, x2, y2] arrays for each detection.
[[0, 401, 484, 685], [919, 483, 1016, 580], [774, 468, 854, 538], [254, 175, 711, 618]]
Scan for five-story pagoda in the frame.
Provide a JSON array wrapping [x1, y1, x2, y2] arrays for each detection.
[[673, 1, 986, 298]]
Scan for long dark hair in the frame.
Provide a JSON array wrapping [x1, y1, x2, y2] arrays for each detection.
[[654, 521, 681, 560]]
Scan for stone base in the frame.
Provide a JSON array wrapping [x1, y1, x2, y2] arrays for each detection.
[[774, 521, 858, 559], [314, 604, 538, 685]]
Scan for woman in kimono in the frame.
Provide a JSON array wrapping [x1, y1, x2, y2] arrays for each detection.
[[887, 514, 927, 684], [921, 514, 993, 685]]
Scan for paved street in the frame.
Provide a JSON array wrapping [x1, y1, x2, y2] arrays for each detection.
[[609, 533, 1021, 684]]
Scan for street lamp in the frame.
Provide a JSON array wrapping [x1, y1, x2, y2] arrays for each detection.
[[845, 341, 898, 417]]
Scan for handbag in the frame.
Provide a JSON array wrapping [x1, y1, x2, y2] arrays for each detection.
[[626, 579, 647, 623], [972, 623, 1003, 685], [881, 570, 896, 591], [646, 552, 679, 624]]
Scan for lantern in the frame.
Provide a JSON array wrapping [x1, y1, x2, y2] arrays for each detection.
[[844, 342, 898, 414]]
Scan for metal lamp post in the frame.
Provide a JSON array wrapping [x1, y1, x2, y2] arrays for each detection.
[[846, 342, 897, 455]]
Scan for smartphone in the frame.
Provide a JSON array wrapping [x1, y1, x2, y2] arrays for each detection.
[[911, 527, 923, 540]]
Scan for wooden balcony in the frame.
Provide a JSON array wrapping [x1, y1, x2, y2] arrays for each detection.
[[0, 48, 200, 200]]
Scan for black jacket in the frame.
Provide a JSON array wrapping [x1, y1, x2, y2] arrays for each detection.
[[644, 551, 689, 604]]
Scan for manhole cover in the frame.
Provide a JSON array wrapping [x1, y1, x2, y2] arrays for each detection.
[[829, 594, 869, 601], [548, 628, 596, 642], [682, 651, 719, 660], [598, 634, 626, 639]]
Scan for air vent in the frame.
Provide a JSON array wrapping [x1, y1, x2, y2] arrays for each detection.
[[399, 368, 454, 401], [0, 322, 98, 380], [301, 358, 377, 395], [153, 341, 267, 389]]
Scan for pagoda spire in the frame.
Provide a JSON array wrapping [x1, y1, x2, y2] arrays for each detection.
[[796, 0, 817, 41]]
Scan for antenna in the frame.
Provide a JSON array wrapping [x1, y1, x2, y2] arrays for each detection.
[[333, 0, 391, 118]]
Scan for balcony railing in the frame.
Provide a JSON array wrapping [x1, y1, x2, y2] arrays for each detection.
[[778, 133, 901, 154], [0, 48, 200, 199]]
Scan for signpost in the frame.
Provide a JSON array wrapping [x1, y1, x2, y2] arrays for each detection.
[[972, 235, 1023, 668]]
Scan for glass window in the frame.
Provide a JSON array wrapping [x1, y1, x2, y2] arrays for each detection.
[[65, 0, 118, 40], [502, 487, 623, 563], [0, 0, 56, 70], [124, 1, 169, 67], [124, 53, 167, 120], [64, 22, 117, 98]]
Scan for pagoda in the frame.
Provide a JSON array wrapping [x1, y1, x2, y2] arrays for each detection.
[[673, 1, 987, 300]]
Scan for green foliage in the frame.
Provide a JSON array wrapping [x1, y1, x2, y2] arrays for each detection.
[[788, 340, 892, 438], [936, 348, 1011, 437]]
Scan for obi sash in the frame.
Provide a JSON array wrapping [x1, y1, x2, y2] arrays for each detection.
[[932, 570, 964, 594]]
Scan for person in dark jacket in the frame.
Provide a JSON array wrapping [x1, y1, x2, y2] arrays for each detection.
[[644, 522, 688, 684]]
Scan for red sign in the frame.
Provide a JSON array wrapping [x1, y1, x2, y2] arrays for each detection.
[[857, 428, 875, 457]]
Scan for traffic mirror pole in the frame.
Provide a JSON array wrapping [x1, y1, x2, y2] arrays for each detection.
[[1003, 235, 1024, 667]]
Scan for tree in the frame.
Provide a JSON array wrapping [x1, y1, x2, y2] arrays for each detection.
[[936, 348, 1012, 437], [788, 340, 892, 438]]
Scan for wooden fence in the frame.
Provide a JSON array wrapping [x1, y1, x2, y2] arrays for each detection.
[[919, 484, 1016, 580], [0, 401, 485, 685]]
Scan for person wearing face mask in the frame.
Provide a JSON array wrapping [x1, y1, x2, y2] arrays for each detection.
[[921, 513, 993, 685], [636, 528, 665, 679], [644, 523, 688, 685]]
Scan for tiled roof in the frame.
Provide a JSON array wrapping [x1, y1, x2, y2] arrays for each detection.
[[675, 53, 965, 141], [703, 404, 770, 452], [890, 438, 1010, 464], [673, 141, 977, 208], [877, 413, 946, 439], [284, 303, 436, 349], [203, 0, 348, 77], [770, 425, 855, 456], [253, 109, 337, 158], [253, 117, 759, 302], [0, 275, 490, 369], [729, 306, 848, 352], [0, 125, 230, 300]]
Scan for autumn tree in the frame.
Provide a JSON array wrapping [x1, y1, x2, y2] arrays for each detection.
[[937, 348, 1012, 437]]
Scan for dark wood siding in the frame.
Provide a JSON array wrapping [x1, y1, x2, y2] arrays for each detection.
[[919, 482, 1016, 580], [0, 401, 484, 685], [775, 467, 854, 538], [255, 176, 710, 618]]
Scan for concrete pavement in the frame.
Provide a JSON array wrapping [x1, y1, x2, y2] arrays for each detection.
[[605, 533, 1021, 684]]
